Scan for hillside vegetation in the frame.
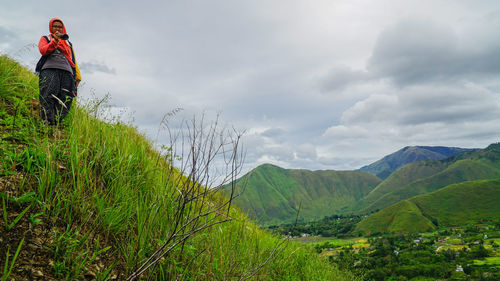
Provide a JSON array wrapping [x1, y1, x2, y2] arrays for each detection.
[[355, 178, 500, 235], [223, 164, 381, 225], [352, 159, 447, 212], [0, 56, 360, 280], [357, 143, 500, 213]]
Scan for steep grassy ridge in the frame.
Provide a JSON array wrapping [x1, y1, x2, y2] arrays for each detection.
[[224, 164, 381, 225], [355, 178, 500, 234], [0, 56, 359, 280], [227, 164, 300, 224], [412, 178, 500, 226], [353, 159, 447, 212], [359, 146, 476, 179], [357, 144, 500, 213]]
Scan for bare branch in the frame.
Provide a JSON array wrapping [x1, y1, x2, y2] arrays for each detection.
[[126, 113, 245, 280]]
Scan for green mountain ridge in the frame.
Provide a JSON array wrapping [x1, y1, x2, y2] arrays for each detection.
[[224, 164, 381, 225], [351, 159, 447, 212], [355, 178, 500, 234], [356, 143, 500, 213], [227, 144, 499, 227]]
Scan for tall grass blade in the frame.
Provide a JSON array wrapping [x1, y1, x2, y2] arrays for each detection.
[[2, 237, 25, 281]]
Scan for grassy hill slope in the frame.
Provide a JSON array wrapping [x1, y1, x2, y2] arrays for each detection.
[[353, 159, 447, 212], [0, 56, 360, 280], [224, 164, 381, 225], [412, 179, 500, 226], [355, 178, 500, 234], [356, 144, 500, 213], [355, 200, 435, 234], [364, 158, 500, 213]]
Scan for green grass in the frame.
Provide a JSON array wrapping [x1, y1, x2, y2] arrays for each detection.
[[315, 238, 366, 248], [413, 179, 500, 226], [294, 236, 363, 247], [355, 200, 435, 235], [447, 238, 463, 245], [473, 256, 500, 266], [0, 55, 360, 280], [2, 237, 24, 281]]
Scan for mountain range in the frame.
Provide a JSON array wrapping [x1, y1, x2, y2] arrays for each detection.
[[223, 143, 500, 232], [355, 178, 500, 234], [358, 146, 477, 179], [354, 143, 500, 214]]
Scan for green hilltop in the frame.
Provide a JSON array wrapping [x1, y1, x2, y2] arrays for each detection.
[[0, 56, 360, 280], [223, 164, 381, 225], [355, 143, 500, 213], [355, 178, 500, 235]]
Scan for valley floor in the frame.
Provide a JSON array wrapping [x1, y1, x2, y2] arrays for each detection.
[[296, 223, 500, 280]]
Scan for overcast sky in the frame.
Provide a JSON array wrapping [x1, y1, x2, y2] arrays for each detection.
[[2, 0, 500, 174]]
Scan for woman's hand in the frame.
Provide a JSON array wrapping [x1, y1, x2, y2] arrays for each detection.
[[52, 31, 61, 43]]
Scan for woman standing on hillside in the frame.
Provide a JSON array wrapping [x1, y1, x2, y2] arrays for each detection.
[[37, 18, 81, 126]]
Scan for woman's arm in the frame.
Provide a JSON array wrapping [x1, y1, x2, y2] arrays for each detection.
[[38, 36, 59, 56]]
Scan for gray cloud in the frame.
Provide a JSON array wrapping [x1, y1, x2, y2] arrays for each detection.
[[79, 61, 116, 75], [341, 84, 500, 126], [261, 127, 287, 138], [318, 65, 370, 92], [320, 82, 500, 167], [294, 143, 318, 161], [368, 18, 500, 86], [398, 85, 499, 125]]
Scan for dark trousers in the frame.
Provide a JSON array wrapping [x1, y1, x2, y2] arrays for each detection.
[[39, 69, 74, 125]]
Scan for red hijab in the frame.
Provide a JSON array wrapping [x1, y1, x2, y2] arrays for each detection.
[[48, 18, 75, 68]]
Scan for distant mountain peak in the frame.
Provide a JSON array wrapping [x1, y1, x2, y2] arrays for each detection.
[[359, 145, 478, 179]]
